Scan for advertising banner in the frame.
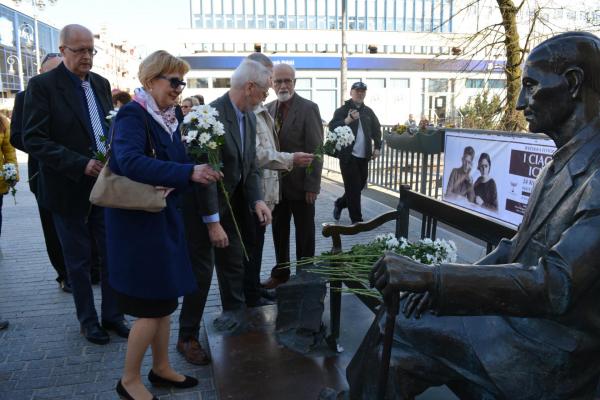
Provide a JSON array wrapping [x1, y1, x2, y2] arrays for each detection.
[[442, 130, 556, 227]]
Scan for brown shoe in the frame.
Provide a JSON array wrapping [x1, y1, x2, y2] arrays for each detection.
[[176, 337, 211, 365], [261, 276, 288, 289]]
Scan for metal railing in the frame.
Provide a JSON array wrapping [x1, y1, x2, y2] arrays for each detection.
[[322, 125, 445, 199]]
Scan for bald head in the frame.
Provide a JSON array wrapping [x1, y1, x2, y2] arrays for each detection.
[[273, 63, 295, 78], [58, 24, 95, 79], [247, 52, 273, 71], [59, 24, 93, 46], [529, 31, 600, 95]]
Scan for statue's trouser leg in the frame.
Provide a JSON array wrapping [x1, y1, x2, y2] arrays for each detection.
[[347, 307, 499, 399]]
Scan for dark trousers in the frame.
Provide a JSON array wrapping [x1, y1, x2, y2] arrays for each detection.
[[243, 214, 265, 304], [336, 156, 369, 223], [52, 206, 121, 328], [37, 204, 67, 283], [179, 189, 253, 339], [271, 198, 315, 280], [179, 192, 214, 340]]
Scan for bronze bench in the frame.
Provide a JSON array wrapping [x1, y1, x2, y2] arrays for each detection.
[[321, 184, 517, 352]]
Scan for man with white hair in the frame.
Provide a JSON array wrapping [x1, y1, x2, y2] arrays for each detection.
[[178, 59, 272, 361], [263, 63, 323, 289]]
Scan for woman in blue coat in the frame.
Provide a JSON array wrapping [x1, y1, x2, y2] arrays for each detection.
[[105, 50, 221, 400]]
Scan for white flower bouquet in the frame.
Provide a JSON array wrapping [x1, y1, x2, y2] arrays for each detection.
[[2, 163, 18, 204], [323, 125, 355, 156], [182, 104, 226, 167], [183, 104, 248, 260], [307, 125, 355, 174], [289, 233, 457, 299]]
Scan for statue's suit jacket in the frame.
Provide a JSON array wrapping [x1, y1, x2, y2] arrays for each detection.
[[431, 123, 600, 398], [199, 92, 261, 217], [22, 62, 112, 217], [266, 93, 323, 200]]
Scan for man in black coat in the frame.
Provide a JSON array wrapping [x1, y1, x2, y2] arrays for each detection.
[[329, 81, 381, 224], [178, 59, 272, 363], [10, 53, 69, 292], [23, 24, 127, 345]]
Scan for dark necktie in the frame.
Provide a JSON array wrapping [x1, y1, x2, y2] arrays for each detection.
[[275, 103, 284, 136]]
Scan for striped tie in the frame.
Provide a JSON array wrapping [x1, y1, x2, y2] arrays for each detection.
[[81, 80, 107, 154]]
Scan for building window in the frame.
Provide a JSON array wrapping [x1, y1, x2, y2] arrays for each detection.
[[429, 79, 449, 92], [315, 78, 336, 89], [187, 78, 209, 89], [465, 79, 484, 89], [488, 79, 506, 89], [213, 78, 231, 88], [389, 78, 410, 89], [365, 78, 386, 88]]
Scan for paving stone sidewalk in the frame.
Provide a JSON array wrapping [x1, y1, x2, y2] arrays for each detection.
[[0, 162, 482, 400]]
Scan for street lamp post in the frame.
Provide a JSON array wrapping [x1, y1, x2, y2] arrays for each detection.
[[6, 55, 24, 91], [12, 0, 59, 70]]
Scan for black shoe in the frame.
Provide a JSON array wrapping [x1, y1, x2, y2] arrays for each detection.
[[260, 287, 276, 301], [246, 297, 275, 308], [148, 369, 198, 389], [81, 323, 110, 345], [116, 379, 158, 400], [59, 280, 72, 293], [333, 203, 342, 221], [0, 319, 8, 330], [102, 319, 130, 338]]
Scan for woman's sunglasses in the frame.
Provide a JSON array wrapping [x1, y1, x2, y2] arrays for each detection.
[[159, 75, 186, 90]]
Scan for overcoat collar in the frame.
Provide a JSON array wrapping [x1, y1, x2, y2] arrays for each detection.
[[55, 62, 111, 140], [512, 123, 600, 260]]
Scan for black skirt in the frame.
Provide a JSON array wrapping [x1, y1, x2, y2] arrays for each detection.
[[115, 291, 178, 318]]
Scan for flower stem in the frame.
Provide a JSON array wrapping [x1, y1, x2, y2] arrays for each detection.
[[219, 179, 249, 262]]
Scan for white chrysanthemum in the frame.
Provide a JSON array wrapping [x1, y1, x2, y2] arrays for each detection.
[[187, 130, 198, 141], [207, 141, 217, 150], [198, 132, 211, 145], [385, 237, 399, 250], [213, 121, 225, 136]]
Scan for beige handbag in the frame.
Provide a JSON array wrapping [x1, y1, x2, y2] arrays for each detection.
[[89, 118, 166, 213]]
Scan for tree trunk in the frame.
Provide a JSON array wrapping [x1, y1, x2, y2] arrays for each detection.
[[497, 0, 526, 131]]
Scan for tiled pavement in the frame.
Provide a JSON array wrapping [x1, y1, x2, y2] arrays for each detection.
[[0, 161, 483, 400]]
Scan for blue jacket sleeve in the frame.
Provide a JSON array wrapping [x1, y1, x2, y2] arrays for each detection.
[[111, 104, 193, 191]]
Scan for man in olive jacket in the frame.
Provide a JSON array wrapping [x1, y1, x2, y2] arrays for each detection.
[[329, 81, 381, 224], [263, 63, 323, 288]]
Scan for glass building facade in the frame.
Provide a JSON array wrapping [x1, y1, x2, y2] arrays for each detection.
[[0, 3, 59, 96], [191, 0, 454, 33]]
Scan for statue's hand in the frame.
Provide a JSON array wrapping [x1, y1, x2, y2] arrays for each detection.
[[370, 252, 435, 298], [401, 292, 432, 319]]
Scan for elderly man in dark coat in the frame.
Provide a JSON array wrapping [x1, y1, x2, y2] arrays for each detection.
[[347, 31, 600, 400]]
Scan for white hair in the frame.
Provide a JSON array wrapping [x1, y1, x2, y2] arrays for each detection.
[[230, 59, 271, 89]]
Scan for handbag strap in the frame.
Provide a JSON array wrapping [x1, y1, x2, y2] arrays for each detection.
[[106, 110, 157, 160]]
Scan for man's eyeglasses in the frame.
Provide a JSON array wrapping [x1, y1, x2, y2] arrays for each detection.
[[41, 52, 61, 65], [273, 78, 295, 86], [64, 46, 98, 56], [159, 76, 186, 90]]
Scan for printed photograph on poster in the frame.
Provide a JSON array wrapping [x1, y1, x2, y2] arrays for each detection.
[[442, 130, 555, 227]]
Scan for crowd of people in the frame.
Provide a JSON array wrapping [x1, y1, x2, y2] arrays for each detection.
[[0, 22, 383, 399]]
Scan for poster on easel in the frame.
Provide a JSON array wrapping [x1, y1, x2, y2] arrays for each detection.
[[442, 129, 556, 227]]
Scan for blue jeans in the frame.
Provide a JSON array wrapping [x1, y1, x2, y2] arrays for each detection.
[[52, 206, 121, 328]]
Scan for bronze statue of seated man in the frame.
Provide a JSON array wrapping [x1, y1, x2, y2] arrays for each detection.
[[346, 31, 600, 399]]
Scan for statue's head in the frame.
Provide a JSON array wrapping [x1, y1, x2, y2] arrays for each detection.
[[517, 32, 600, 135]]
